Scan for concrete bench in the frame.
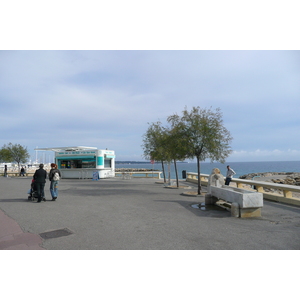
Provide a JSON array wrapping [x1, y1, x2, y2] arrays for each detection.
[[205, 185, 263, 218]]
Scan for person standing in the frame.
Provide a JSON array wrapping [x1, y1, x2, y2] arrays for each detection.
[[33, 164, 47, 202], [4, 165, 7, 177], [225, 165, 236, 186], [20, 167, 25, 176], [49, 163, 61, 201]]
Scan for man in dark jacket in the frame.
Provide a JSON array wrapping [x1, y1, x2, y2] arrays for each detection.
[[33, 164, 47, 202]]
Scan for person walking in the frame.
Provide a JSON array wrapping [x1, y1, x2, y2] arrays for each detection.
[[49, 163, 61, 201], [225, 165, 236, 186], [33, 164, 47, 202]]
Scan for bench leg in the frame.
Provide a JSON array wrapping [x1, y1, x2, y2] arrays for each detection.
[[240, 207, 262, 218], [205, 194, 218, 205], [231, 202, 240, 218]]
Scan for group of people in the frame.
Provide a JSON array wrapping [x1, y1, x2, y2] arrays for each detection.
[[16, 163, 236, 202], [33, 163, 61, 203]]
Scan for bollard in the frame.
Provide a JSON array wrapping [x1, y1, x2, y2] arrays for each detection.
[[231, 202, 240, 218]]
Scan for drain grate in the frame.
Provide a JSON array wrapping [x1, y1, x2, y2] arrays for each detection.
[[39, 228, 73, 240]]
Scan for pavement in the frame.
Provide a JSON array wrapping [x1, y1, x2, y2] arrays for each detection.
[[1, 175, 300, 250]]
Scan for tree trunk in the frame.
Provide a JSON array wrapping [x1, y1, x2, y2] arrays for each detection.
[[161, 161, 166, 183], [174, 159, 179, 187], [197, 156, 201, 194], [167, 162, 171, 185]]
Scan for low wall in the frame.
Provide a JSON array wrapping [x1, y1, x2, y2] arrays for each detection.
[[0, 172, 36, 177], [115, 171, 162, 179], [1, 170, 162, 179], [186, 172, 300, 206]]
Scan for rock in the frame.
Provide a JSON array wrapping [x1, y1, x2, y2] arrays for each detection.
[[115, 168, 159, 172], [240, 172, 300, 187]]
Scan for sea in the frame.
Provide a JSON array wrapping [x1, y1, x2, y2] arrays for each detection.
[[115, 161, 300, 180]]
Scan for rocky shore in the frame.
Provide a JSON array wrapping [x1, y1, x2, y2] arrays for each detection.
[[239, 172, 300, 186]]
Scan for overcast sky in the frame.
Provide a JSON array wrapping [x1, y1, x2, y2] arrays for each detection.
[[1, 50, 299, 163], [1, 1, 300, 163]]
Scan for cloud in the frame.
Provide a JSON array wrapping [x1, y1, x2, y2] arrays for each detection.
[[229, 149, 300, 162], [0, 50, 299, 162]]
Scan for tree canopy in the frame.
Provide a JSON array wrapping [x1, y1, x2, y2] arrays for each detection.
[[168, 107, 232, 193], [0, 143, 30, 169], [142, 106, 233, 193]]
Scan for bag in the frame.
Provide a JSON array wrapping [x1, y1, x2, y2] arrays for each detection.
[[53, 171, 60, 181]]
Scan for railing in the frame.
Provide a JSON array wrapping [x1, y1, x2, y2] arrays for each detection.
[[0, 171, 36, 177], [2, 171, 162, 179], [115, 171, 162, 179], [186, 172, 300, 206]]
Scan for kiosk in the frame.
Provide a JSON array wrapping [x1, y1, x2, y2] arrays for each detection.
[[35, 146, 115, 179]]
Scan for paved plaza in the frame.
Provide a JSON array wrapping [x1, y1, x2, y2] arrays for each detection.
[[1, 176, 300, 250]]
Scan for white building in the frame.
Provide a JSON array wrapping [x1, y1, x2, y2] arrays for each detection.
[[35, 146, 115, 179]]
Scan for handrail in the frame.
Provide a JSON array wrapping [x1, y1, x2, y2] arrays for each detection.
[[0, 171, 36, 177], [115, 171, 162, 179], [1, 171, 163, 179], [186, 172, 300, 206]]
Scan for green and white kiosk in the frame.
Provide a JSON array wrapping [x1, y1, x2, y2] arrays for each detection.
[[35, 146, 115, 179]]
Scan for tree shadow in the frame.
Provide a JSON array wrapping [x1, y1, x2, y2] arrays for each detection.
[[154, 199, 231, 218], [0, 198, 32, 203]]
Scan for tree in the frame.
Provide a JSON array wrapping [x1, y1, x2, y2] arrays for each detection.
[[164, 124, 189, 187], [142, 121, 189, 187], [0, 148, 10, 163], [168, 107, 233, 194], [142, 121, 171, 183], [0, 143, 30, 169]]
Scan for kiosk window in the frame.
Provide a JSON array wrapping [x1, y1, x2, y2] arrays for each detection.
[[104, 159, 111, 168], [82, 160, 96, 168], [59, 159, 96, 169]]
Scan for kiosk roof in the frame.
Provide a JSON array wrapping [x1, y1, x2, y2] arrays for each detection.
[[34, 146, 97, 152]]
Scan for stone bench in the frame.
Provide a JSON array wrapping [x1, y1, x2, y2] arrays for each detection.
[[205, 185, 263, 218]]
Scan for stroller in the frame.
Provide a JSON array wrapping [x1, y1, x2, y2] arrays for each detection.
[[27, 179, 45, 201]]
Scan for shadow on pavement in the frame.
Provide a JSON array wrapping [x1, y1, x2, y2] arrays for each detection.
[[154, 199, 231, 218], [0, 198, 31, 203]]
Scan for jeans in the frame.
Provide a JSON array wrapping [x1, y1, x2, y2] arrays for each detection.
[[50, 180, 59, 198], [36, 182, 45, 201], [225, 177, 232, 185]]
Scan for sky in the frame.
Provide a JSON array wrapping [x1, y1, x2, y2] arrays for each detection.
[[1, 1, 299, 291], [1, 2, 300, 163], [1, 50, 299, 163]]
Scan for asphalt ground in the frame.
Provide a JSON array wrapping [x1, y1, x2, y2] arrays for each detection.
[[1, 175, 300, 250]]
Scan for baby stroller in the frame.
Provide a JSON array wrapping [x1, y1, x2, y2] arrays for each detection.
[[27, 179, 39, 201]]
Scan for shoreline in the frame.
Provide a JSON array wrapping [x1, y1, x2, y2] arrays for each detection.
[[239, 172, 300, 186]]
